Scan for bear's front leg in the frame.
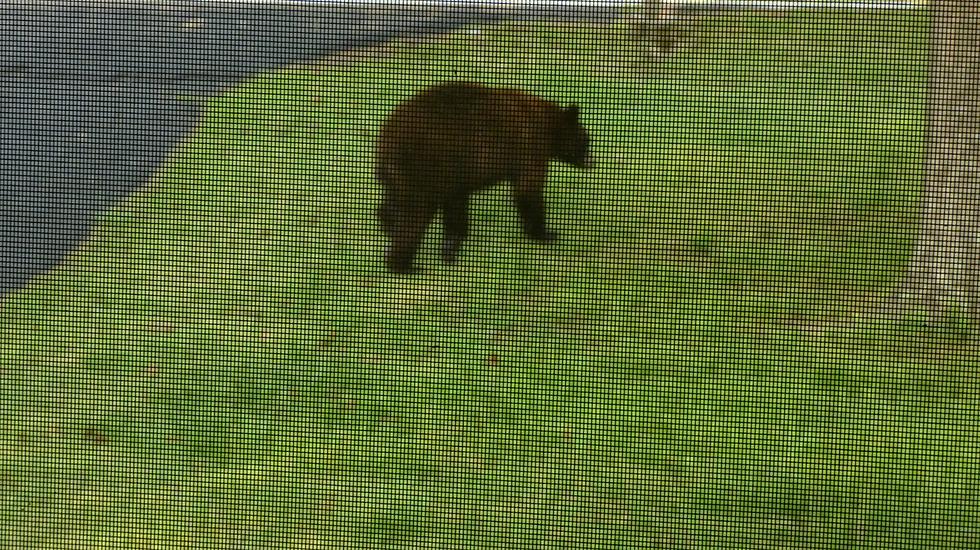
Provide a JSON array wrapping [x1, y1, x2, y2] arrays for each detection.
[[513, 182, 558, 243], [441, 190, 472, 264]]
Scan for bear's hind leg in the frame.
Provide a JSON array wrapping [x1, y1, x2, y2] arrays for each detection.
[[376, 198, 395, 239], [441, 191, 471, 264], [385, 204, 436, 274]]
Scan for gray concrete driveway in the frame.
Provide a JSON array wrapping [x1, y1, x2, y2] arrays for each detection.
[[0, 1, 616, 296]]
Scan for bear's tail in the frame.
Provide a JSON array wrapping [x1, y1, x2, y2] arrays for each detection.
[[375, 160, 395, 184]]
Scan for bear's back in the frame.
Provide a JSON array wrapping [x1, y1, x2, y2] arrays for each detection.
[[376, 82, 560, 192], [401, 81, 544, 127]]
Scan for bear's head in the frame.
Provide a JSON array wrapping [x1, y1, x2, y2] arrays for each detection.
[[553, 104, 593, 170]]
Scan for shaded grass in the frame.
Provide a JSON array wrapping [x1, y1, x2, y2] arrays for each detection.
[[3, 8, 977, 549]]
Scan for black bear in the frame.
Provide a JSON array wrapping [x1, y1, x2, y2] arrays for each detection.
[[375, 81, 593, 274]]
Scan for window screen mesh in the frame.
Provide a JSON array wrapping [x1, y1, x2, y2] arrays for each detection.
[[2, 1, 972, 549]]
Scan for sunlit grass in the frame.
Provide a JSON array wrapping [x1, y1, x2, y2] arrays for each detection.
[[4, 9, 973, 549]]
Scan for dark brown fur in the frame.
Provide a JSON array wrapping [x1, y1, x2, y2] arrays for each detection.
[[375, 81, 592, 274]]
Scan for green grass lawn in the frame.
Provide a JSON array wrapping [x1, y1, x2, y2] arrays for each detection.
[[3, 8, 976, 549]]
